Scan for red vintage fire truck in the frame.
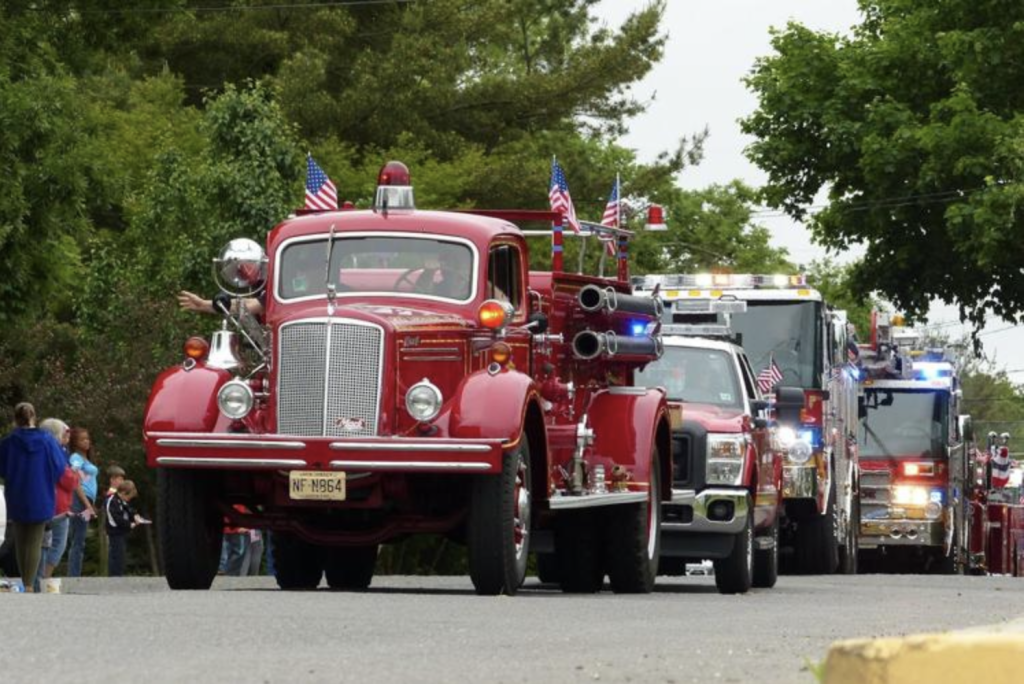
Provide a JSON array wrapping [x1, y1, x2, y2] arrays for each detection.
[[145, 162, 671, 595], [967, 431, 1024, 576], [856, 312, 969, 572], [633, 274, 861, 574]]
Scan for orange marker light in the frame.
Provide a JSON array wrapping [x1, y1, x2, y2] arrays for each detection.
[[184, 336, 210, 360], [478, 300, 508, 330], [491, 342, 512, 365]]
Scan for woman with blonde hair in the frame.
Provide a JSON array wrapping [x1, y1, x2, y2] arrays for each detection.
[[0, 403, 67, 591], [37, 418, 78, 586]]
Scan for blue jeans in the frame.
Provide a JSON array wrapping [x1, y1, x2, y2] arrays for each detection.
[[223, 533, 248, 576], [35, 515, 71, 589], [66, 500, 93, 577]]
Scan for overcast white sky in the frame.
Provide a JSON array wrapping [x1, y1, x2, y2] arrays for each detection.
[[592, 0, 1024, 376]]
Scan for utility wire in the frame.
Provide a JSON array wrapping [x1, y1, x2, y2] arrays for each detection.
[[749, 185, 998, 219], [28, 0, 420, 14]]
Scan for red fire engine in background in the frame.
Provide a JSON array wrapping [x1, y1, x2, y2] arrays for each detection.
[[633, 274, 861, 574], [856, 312, 969, 573], [145, 161, 672, 595], [967, 431, 1024, 576]]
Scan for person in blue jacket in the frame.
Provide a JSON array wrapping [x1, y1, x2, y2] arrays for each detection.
[[0, 403, 67, 592]]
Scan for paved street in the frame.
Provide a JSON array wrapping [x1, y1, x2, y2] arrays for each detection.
[[1, 573, 1022, 683]]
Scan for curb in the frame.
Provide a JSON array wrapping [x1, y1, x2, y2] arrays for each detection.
[[824, 618, 1024, 684]]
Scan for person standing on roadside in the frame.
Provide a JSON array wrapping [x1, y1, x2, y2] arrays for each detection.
[[66, 427, 99, 577], [105, 480, 147, 577], [0, 403, 67, 592], [37, 418, 77, 588]]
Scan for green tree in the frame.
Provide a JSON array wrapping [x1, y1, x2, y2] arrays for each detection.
[[742, 1, 1024, 332], [805, 259, 876, 334]]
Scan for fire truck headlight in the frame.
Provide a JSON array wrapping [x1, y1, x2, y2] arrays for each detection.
[[217, 379, 254, 420], [786, 439, 813, 465], [706, 434, 746, 486], [406, 379, 442, 422], [777, 427, 813, 464], [924, 501, 943, 519], [892, 485, 929, 507]]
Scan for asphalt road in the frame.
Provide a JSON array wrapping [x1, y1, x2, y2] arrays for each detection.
[[1, 573, 1022, 684]]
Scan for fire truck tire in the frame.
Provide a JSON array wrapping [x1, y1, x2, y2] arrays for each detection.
[[794, 481, 839, 574], [272, 533, 324, 590], [606, 447, 662, 594], [714, 509, 753, 594], [324, 545, 378, 590], [468, 435, 531, 596], [752, 516, 779, 589], [535, 552, 560, 584], [555, 510, 604, 593], [158, 469, 222, 590]]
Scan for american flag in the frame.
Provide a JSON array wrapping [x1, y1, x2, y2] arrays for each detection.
[[757, 356, 783, 394], [599, 177, 620, 256], [549, 158, 581, 233], [305, 154, 338, 211]]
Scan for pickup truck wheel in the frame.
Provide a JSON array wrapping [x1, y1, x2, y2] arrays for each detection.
[[556, 510, 604, 593], [325, 545, 378, 590], [468, 435, 531, 596], [158, 469, 222, 590], [794, 480, 839, 574], [752, 514, 779, 588], [606, 446, 662, 594], [714, 509, 753, 594], [273, 533, 324, 590]]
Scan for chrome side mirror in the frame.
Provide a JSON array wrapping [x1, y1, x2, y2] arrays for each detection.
[[214, 238, 267, 296]]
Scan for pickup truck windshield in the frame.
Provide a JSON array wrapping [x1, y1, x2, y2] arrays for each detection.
[[636, 346, 743, 409], [278, 235, 475, 302], [729, 301, 821, 389], [860, 389, 948, 459]]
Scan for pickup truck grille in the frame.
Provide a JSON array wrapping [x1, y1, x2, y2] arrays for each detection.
[[671, 421, 708, 490], [276, 319, 384, 438]]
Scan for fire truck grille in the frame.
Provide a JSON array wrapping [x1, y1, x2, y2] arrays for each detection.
[[277, 320, 383, 438], [859, 468, 892, 519]]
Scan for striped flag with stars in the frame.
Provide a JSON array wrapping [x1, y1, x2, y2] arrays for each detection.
[[599, 176, 620, 256], [305, 154, 338, 211], [549, 158, 581, 233], [757, 355, 784, 394]]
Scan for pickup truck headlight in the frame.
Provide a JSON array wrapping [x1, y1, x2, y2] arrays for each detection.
[[406, 379, 442, 422], [707, 434, 746, 486], [217, 379, 254, 420]]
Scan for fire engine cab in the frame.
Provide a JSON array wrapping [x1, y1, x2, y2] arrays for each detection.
[[145, 162, 671, 595], [856, 312, 969, 573], [633, 273, 861, 574]]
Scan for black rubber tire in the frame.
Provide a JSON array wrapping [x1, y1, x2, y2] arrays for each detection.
[[715, 509, 754, 594], [535, 552, 560, 584], [605, 447, 662, 594], [273, 532, 324, 590], [158, 469, 223, 590], [752, 514, 779, 589], [838, 494, 859, 575], [324, 545, 378, 590], [556, 510, 605, 593], [468, 435, 531, 596], [794, 481, 839, 575]]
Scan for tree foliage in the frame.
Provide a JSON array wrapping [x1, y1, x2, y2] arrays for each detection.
[[742, 1, 1024, 332]]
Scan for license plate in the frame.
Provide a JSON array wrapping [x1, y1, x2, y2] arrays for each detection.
[[289, 471, 346, 501]]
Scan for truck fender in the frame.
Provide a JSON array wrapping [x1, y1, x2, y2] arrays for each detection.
[[144, 364, 231, 434], [586, 388, 672, 501], [448, 368, 543, 447]]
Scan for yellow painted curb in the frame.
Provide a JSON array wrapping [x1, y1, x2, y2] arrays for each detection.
[[824, 621, 1024, 684]]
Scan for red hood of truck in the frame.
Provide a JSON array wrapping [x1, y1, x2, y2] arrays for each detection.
[[669, 400, 746, 433]]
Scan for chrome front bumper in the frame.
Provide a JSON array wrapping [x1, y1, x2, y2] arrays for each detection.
[[783, 464, 817, 499], [859, 519, 944, 548], [663, 488, 750, 535]]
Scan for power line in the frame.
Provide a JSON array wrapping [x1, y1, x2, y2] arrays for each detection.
[[749, 185, 994, 219], [28, 0, 421, 15]]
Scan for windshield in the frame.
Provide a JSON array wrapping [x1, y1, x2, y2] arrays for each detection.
[[729, 301, 821, 389], [277, 235, 475, 302], [860, 389, 948, 459], [636, 347, 743, 409]]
